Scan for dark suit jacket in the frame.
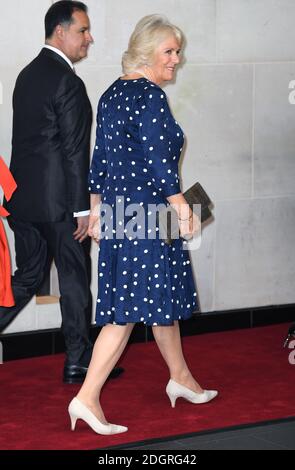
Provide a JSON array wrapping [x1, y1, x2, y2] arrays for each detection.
[[6, 48, 92, 222]]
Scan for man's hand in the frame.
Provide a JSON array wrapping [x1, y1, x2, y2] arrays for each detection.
[[73, 215, 89, 242]]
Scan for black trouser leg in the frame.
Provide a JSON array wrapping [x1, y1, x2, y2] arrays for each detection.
[[39, 220, 92, 364], [0, 217, 50, 331]]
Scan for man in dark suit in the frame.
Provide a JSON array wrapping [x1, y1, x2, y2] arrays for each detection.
[[0, 1, 123, 383]]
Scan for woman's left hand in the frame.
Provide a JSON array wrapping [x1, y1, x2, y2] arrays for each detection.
[[88, 213, 100, 243], [88, 194, 102, 243]]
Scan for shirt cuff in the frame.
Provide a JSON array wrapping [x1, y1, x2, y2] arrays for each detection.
[[73, 210, 90, 217]]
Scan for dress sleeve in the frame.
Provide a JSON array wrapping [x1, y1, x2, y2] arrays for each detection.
[[88, 99, 107, 194], [137, 87, 181, 198]]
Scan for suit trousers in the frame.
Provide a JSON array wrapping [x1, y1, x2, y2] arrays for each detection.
[[0, 216, 92, 364]]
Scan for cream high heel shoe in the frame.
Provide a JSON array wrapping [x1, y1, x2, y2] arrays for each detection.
[[166, 379, 218, 408], [68, 397, 128, 435]]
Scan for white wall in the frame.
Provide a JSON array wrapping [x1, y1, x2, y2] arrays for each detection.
[[1, 0, 295, 333]]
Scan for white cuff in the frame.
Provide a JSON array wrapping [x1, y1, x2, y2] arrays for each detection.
[[73, 210, 90, 217]]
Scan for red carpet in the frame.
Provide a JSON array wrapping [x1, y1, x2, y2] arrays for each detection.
[[0, 323, 294, 449]]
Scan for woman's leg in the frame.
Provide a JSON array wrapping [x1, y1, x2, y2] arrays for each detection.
[[152, 321, 203, 393], [76, 323, 134, 423]]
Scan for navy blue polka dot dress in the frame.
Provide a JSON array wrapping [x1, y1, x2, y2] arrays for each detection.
[[89, 78, 198, 326]]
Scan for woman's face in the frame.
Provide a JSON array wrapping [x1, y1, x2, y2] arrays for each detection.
[[149, 34, 181, 84]]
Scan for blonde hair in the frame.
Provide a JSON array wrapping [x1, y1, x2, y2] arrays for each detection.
[[122, 14, 183, 74]]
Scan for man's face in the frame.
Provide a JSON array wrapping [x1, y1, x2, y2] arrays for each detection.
[[58, 10, 93, 63]]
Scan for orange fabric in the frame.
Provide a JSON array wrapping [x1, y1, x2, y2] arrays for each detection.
[[0, 156, 17, 306]]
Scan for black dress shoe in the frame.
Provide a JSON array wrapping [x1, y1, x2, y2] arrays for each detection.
[[63, 364, 125, 384], [63, 364, 88, 384], [283, 322, 295, 348], [107, 366, 125, 380]]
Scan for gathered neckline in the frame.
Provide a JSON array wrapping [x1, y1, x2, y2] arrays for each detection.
[[118, 76, 149, 82]]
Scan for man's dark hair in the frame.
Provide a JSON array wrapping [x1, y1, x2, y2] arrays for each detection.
[[45, 1, 88, 39]]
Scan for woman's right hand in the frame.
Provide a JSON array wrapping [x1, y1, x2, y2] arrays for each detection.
[[167, 194, 201, 241], [178, 208, 201, 240]]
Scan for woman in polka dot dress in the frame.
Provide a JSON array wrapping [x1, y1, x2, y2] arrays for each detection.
[[68, 14, 218, 436]]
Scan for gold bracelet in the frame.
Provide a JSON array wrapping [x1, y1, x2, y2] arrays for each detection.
[[178, 214, 193, 222]]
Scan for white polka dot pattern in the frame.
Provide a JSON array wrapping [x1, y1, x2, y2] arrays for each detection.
[[88, 78, 198, 326]]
